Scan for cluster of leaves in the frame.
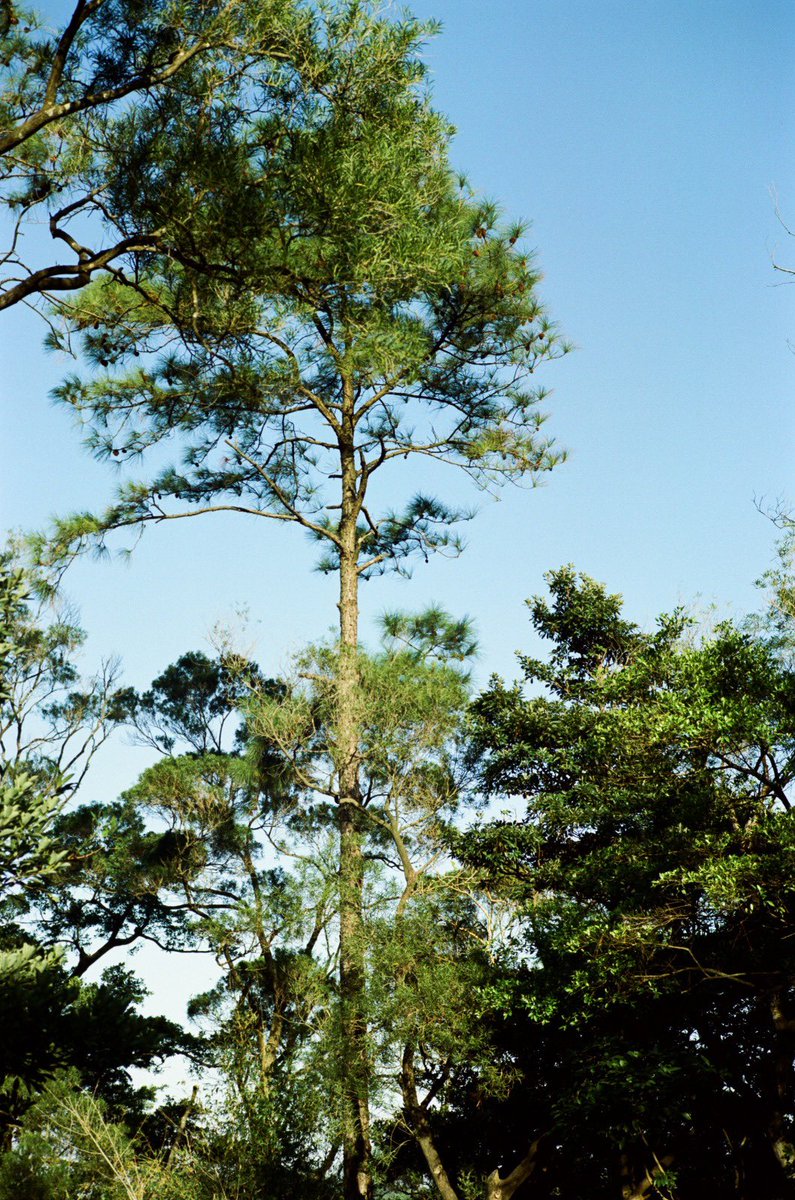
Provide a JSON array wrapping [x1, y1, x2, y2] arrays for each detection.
[[0, 0, 309, 310], [450, 566, 795, 1198]]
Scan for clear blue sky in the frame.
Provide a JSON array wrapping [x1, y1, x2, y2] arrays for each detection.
[[1, 0, 794, 1031]]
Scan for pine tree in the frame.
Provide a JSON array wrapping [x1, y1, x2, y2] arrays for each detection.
[[0, 0, 302, 309], [39, 6, 567, 1193]]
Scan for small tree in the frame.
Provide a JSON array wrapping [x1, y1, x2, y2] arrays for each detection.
[[120, 626, 480, 1194], [247, 613, 538, 1200], [0, 544, 125, 908], [122, 651, 336, 1108]]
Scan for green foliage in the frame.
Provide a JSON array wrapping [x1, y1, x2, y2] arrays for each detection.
[[460, 565, 795, 1196], [469, 566, 795, 948], [0, 0, 307, 310], [0, 544, 130, 882], [379, 608, 477, 666], [0, 1073, 206, 1200], [101, 622, 488, 1194], [0, 958, 190, 1133], [0, 556, 71, 892], [0, 547, 193, 1145], [246, 623, 472, 856], [0, 544, 132, 988], [33, 797, 194, 975], [752, 526, 795, 657], [38, 1, 566, 578], [129, 650, 265, 755], [116, 647, 338, 1178]]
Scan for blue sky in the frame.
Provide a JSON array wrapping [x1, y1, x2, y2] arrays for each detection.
[[1, 0, 794, 1038]]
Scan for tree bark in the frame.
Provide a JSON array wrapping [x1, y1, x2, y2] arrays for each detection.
[[768, 989, 795, 1183], [164, 1084, 199, 1166], [337, 389, 373, 1200], [485, 1136, 546, 1200]]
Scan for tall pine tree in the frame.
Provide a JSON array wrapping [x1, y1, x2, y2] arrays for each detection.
[[40, 6, 567, 1193]]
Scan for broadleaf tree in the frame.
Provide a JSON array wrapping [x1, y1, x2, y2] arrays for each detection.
[[0, 548, 192, 1141], [462, 567, 795, 1197]]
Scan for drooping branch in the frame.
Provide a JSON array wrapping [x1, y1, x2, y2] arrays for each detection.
[[0, 232, 162, 311]]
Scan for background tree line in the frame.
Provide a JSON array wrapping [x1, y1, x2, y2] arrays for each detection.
[[2, 1, 794, 1198]]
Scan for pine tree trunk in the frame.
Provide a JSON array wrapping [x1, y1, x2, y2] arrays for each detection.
[[337, 398, 373, 1200]]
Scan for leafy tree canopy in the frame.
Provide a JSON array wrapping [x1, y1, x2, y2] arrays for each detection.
[[460, 566, 795, 1198]]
